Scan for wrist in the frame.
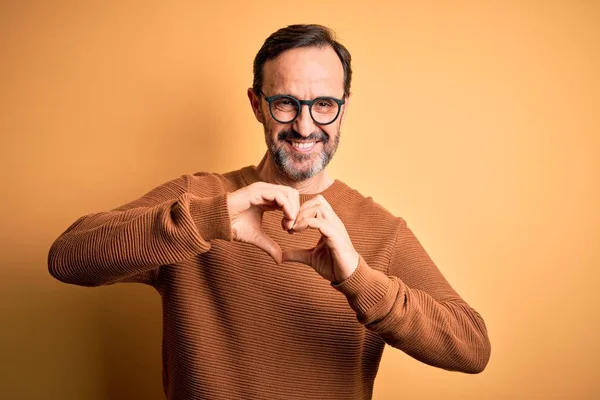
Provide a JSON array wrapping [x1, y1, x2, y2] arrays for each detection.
[[336, 250, 360, 283]]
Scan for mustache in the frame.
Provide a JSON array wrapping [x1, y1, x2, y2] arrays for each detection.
[[277, 129, 329, 143]]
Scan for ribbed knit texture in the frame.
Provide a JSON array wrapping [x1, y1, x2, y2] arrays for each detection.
[[48, 166, 491, 400]]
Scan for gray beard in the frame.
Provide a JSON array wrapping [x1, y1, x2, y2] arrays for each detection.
[[264, 128, 341, 182]]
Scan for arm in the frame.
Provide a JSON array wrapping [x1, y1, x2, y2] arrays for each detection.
[[281, 195, 490, 373], [333, 219, 491, 374], [48, 175, 232, 287]]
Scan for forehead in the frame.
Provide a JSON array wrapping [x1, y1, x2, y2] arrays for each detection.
[[262, 46, 344, 96]]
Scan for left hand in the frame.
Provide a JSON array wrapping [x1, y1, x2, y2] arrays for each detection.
[[282, 195, 359, 283]]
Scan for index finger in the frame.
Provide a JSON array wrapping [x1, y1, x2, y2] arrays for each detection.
[[255, 187, 297, 221]]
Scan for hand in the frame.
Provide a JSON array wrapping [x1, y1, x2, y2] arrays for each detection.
[[282, 195, 359, 283], [227, 182, 299, 264]]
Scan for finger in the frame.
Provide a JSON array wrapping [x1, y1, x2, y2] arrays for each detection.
[[287, 187, 300, 226], [298, 197, 334, 221], [276, 186, 299, 231], [279, 188, 300, 231], [299, 194, 331, 211], [292, 203, 329, 231], [256, 189, 296, 222], [289, 204, 325, 233], [282, 248, 313, 265], [281, 215, 296, 232], [293, 217, 336, 238], [274, 192, 297, 223], [252, 231, 283, 264], [300, 203, 324, 216], [247, 183, 298, 217], [290, 217, 314, 233]]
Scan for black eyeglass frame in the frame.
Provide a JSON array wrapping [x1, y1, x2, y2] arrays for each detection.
[[257, 90, 346, 126]]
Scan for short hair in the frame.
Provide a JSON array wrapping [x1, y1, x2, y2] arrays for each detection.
[[252, 24, 352, 98]]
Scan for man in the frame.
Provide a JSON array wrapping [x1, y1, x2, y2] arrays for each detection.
[[49, 24, 490, 400]]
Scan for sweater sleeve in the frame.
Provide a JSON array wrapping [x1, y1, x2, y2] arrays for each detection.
[[333, 219, 491, 374], [48, 174, 232, 287]]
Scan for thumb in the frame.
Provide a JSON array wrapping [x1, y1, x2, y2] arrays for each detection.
[[282, 248, 313, 265], [253, 230, 283, 264]]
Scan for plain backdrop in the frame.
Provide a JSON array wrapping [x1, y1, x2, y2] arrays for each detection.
[[1, 1, 598, 399]]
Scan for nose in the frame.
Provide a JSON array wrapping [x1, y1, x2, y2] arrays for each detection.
[[292, 104, 316, 137]]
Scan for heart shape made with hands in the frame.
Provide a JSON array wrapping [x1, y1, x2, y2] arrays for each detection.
[[227, 182, 359, 283]]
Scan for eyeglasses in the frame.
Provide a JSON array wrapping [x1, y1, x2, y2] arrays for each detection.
[[257, 90, 345, 126]]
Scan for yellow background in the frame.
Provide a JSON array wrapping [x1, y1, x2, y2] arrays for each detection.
[[1, 1, 598, 399]]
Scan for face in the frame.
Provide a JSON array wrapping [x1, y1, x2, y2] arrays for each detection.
[[248, 46, 349, 181]]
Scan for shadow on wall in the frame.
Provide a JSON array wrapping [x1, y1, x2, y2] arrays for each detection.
[[80, 86, 230, 398], [96, 284, 165, 399]]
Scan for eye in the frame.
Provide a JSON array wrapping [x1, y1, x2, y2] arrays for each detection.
[[313, 99, 337, 113], [272, 97, 298, 112]]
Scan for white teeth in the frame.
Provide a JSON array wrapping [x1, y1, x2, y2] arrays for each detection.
[[291, 141, 316, 149]]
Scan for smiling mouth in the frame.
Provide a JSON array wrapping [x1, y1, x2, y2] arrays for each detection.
[[287, 140, 319, 151]]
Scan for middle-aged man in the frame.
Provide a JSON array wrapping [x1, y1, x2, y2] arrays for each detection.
[[49, 24, 491, 400]]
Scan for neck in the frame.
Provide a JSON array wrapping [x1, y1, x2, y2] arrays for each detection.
[[255, 152, 334, 194]]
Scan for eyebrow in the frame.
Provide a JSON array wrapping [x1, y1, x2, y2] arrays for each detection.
[[269, 92, 343, 99]]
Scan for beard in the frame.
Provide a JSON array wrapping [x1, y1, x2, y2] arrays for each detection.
[[264, 124, 341, 182]]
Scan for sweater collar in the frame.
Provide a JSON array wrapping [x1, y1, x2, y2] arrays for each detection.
[[239, 165, 348, 205]]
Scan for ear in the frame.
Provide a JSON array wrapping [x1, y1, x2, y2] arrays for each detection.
[[340, 95, 350, 126], [247, 88, 265, 123]]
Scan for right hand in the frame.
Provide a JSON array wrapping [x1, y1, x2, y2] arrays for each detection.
[[227, 182, 299, 264]]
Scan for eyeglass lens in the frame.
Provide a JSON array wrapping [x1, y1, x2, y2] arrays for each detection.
[[270, 97, 339, 125]]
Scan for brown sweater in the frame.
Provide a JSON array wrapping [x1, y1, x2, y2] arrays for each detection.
[[48, 165, 491, 400]]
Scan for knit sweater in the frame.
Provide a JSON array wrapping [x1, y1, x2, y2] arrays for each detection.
[[48, 165, 491, 400]]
